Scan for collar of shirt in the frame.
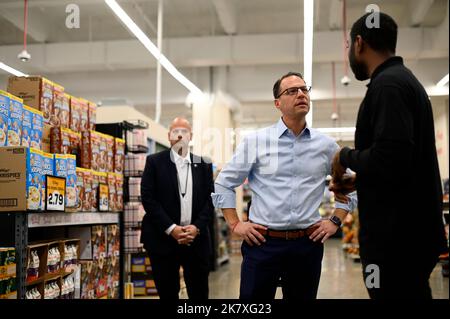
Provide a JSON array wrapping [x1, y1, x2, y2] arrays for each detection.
[[367, 56, 404, 88], [171, 148, 191, 165], [276, 117, 312, 139]]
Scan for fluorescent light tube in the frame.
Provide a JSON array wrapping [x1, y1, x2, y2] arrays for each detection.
[[0, 62, 28, 77], [105, 0, 203, 96], [436, 74, 449, 87]]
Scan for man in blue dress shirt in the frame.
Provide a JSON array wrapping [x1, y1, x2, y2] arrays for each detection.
[[212, 72, 356, 300]]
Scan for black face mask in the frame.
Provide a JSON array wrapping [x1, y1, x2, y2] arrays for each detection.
[[349, 40, 370, 81]]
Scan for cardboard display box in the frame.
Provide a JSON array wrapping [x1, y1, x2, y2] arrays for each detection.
[[0, 147, 28, 212]]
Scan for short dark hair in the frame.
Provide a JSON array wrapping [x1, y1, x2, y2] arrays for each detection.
[[350, 12, 398, 54], [273, 72, 304, 99]]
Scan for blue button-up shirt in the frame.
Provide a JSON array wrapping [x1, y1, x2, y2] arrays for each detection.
[[211, 118, 356, 230]]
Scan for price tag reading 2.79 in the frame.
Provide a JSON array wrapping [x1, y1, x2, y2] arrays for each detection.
[[45, 175, 66, 211]]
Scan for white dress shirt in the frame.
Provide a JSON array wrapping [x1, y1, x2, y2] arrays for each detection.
[[165, 149, 193, 235]]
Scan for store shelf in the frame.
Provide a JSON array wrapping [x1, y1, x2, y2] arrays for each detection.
[[28, 212, 120, 228], [26, 269, 75, 287]]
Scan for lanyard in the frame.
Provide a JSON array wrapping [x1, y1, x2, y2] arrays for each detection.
[[176, 162, 190, 197]]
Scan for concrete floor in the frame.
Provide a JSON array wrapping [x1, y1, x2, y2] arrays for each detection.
[[208, 239, 449, 299]]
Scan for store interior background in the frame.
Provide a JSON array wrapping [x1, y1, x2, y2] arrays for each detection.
[[0, 0, 448, 299]]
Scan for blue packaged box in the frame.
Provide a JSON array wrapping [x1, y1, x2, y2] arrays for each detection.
[[41, 152, 54, 210], [21, 105, 32, 147], [27, 148, 42, 210], [30, 107, 43, 150], [0, 91, 9, 146], [53, 154, 67, 178], [7, 94, 23, 147], [66, 154, 77, 208]]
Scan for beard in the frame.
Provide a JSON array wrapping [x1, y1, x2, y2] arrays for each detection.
[[349, 45, 369, 81]]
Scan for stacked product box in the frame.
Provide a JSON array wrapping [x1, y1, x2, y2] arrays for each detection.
[[7, 94, 23, 147], [0, 248, 17, 299]]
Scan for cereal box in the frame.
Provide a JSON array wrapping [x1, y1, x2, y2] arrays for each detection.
[[50, 127, 71, 154], [107, 173, 116, 212], [98, 133, 107, 173], [76, 168, 85, 212], [83, 169, 93, 212], [88, 101, 96, 131], [30, 107, 43, 150], [27, 148, 42, 210], [53, 154, 67, 178], [79, 98, 89, 132], [0, 91, 10, 147], [41, 152, 54, 210], [115, 174, 123, 212], [41, 78, 53, 124], [104, 134, 114, 173], [61, 93, 70, 128], [21, 105, 32, 147], [69, 130, 81, 158], [66, 155, 77, 208], [7, 94, 23, 146], [113, 138, 125, 174], [69, 96, 81, 132], [52, 83, 65, 127], [81, 130, 101, 171]]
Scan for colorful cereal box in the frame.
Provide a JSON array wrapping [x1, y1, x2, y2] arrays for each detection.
[[0, 91, 10, 146], [7, 94, 23, 146], [52, 83, 65, 127], [83, 169, 93, 212], [61, 93, 70, 128], [79, 98, 89, 132], [30, 108, 43, 150], [69, 96, 81, 132], [27, 148, 42, 210], [53, 154, 67, 178], [115, 174, 123, 212], [114, 138, 125, 174], [76, 167, 85, 212], [66, 155, 77, 208], [41, 152, 54, 210], [21, 105, 32, 147], [88, 101, 96, 130], [41, 78, 53, 124]]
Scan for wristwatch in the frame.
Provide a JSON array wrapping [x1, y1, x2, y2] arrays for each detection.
[[329, 215, 342, 227]]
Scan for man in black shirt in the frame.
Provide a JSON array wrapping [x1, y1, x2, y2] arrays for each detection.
[[332, 12, 447, 299]]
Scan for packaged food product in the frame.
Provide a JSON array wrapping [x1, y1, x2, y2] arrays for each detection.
[[95, 172, 108, 211], [26, 250, 40, 282], [27, 148, 42, 210], [69, 130, 81, 158], [114, 138, 125, 174], [66, 155, 77, 208], [41, 152, 54, 210], [60, 93, 70, 128], [79, 98, 89, 131], [107, 173, 116, 212], [0, 90, 9, 146], [21, 105, 32, 147], [47, 247, 60, 274], [98, 133, 107, 172], [88, 101, 96, 130], [107, 225, 120, 257], [41, 78, 53, 124], [30, 107, 43, 150], [92, 226, 106, 260], [52, 83, 65, 127], [7, 94, 23, 146], [50, 126, 71, 154], [105, 134, 114, 173], [75, 168, 85, 212], [53, 154, 67, 178], [82, 169, 93, 212], [81, 130, 101, 171], [80, 261, 95, 299], [115, 174, 123, 212], [69, 96, 81, 132]]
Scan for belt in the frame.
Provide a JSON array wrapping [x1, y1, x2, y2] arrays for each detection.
[[257, 225, 318, 240]]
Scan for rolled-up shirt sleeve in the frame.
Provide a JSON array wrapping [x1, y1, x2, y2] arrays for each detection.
[[211, 135, 256, 209], [335, 191, 358, 213]]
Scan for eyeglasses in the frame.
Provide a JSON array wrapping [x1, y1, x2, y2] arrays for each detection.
[[278, 86, 312, 98]]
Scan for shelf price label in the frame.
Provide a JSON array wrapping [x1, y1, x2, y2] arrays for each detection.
[[45, 175, 66, 211], [99, 183, 109, 212]]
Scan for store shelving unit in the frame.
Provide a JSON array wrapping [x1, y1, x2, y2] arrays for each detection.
[[0, 211, 121, 299]]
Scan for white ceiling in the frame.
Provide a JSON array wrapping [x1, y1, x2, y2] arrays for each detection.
[[0, 0, 448, 130]]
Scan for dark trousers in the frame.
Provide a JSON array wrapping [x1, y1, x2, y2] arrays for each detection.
[[149, 245, 210, 300], [240, 236, 324, 300], [361, 257, 439, 299]]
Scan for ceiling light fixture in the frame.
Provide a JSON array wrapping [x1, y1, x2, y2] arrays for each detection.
[[436, 73, 449, 87], [304, 0, 314, 126], [104, 0, 203, 96], [0, 62, 28, 77]]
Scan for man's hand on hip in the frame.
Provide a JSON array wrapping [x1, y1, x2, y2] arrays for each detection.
[[233, 221, 267, 246]]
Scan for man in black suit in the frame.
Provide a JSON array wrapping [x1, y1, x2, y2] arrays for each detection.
[[140, 117, 214, 299], [331, 12, 447, 299]]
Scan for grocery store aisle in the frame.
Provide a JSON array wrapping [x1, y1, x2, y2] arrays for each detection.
[[208, 239, 449, 299]]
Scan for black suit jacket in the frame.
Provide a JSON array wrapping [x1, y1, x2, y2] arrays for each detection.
[[340, 57, 447, 261], [140, 149, 215, 258]]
